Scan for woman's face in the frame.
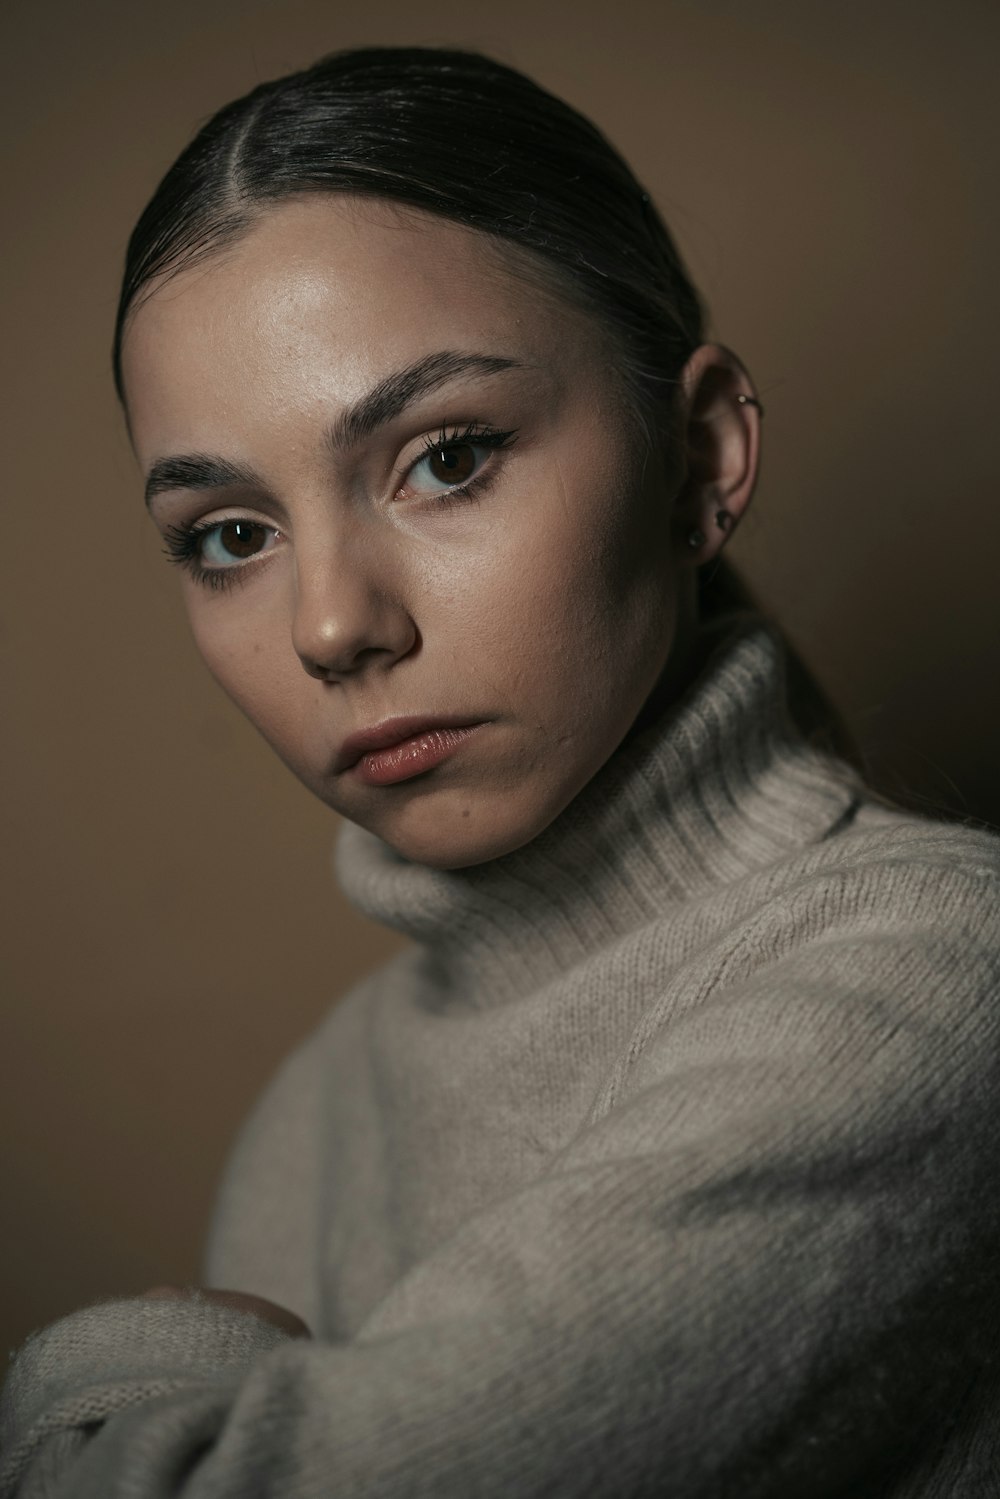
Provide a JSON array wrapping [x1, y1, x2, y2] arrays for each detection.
[[122, 195, 694, 869]]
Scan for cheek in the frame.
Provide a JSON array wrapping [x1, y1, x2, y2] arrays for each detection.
[[488, 460, 669, 657], [186, 592, 298, 737]]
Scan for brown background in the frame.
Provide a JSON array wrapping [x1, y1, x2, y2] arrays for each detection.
[[2, 0, 998, 1356]]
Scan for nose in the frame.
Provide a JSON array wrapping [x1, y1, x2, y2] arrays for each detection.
[[291, 532, 417, 682]]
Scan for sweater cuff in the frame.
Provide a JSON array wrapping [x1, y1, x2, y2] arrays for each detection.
[[0, 1293, 289, 1493]]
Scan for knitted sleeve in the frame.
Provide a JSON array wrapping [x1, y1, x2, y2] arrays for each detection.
[[3, 858, 1000, 1498]]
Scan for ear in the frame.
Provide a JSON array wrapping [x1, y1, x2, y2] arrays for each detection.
[[671, 343, 762, 565]]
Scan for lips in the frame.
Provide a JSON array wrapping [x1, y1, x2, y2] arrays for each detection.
[[335, 714, 488, 774]]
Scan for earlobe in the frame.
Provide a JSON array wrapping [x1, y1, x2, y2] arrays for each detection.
[[684, 504, 738, 554]]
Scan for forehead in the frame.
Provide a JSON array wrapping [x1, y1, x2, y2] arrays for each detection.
[[120, 195, 611, 453]]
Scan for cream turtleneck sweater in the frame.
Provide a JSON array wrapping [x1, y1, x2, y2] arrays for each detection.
[[3, 608, 1000, 1498]]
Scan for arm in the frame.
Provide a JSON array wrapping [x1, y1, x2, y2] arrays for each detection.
[[3, 864, 999, 1498], [198, 997, 344, 1329]]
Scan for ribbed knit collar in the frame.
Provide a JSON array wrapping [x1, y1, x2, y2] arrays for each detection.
[[333, 609, 864, 1007]]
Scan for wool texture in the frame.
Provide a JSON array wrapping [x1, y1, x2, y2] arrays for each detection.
[[3, 606, 1000, 1497]]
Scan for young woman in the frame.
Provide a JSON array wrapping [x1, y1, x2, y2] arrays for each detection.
[[2, 45, 999, 1498]]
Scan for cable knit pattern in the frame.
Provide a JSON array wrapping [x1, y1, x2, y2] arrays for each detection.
[[3, 608, 1000, 1497]]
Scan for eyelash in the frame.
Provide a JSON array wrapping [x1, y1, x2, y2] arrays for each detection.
[[161, 522, 263, 592], [410, 421, 518, 507], [160, 422, 519, 592]]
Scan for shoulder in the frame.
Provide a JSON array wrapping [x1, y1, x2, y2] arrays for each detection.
[[723, 787, 1000, 948], [609, 800, 1000, 1110], [721, 800, 1000, 1086], [830, 792, 1000, 875]]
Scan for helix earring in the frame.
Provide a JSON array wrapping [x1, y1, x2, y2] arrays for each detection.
[[736, 393, 764, 416]]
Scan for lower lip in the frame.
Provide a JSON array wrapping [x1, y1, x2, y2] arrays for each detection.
[[349, 723, 488, 786]]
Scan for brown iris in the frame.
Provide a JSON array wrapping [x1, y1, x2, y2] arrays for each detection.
[[216, 521, 267, 559], [426, 444, 477, 486]]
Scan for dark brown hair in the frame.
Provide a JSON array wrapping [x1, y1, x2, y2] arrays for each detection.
[[113, 45, 872, 783], [112, 46, 705, 409]]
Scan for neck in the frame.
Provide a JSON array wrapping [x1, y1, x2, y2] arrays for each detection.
[[334, 606, 864, 1010]]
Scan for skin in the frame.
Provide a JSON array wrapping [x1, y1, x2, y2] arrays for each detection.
[[122, 193, 760, 1330], [122, 195, 760, 874]]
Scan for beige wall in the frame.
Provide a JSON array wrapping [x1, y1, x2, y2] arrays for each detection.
[[2, 0, 998, 1353]]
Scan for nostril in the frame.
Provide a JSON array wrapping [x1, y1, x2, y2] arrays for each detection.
[[300, 654, 335, 682], [291, 596, 419, 682]]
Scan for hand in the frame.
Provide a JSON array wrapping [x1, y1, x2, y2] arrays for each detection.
[[140, 1285, 312, 1339]]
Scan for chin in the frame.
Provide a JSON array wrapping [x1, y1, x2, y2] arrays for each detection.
[[381, 823, 540, 872], [369, 790, 554, 871]]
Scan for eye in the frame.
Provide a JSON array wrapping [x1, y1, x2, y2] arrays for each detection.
[[199, 520, 278, 567], [402, 424, 518, 501], [161, 515, 284, 592], [408, 441, 486, 494]]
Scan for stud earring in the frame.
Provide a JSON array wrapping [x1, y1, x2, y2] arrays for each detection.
[[715, 510, 733, 531], [687, 527, 706, 549]]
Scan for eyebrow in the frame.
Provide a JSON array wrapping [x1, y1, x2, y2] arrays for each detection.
[[144, 455, 260, 508], [327, 350, 526, 451], [143, 350, 527, 508]]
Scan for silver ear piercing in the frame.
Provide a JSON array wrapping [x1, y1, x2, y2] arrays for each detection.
[[736, 393, 764, 415], [687, 527, 706, 549]]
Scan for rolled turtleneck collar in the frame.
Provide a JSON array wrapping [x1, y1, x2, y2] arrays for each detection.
[[333, 608, 865, 1007]]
